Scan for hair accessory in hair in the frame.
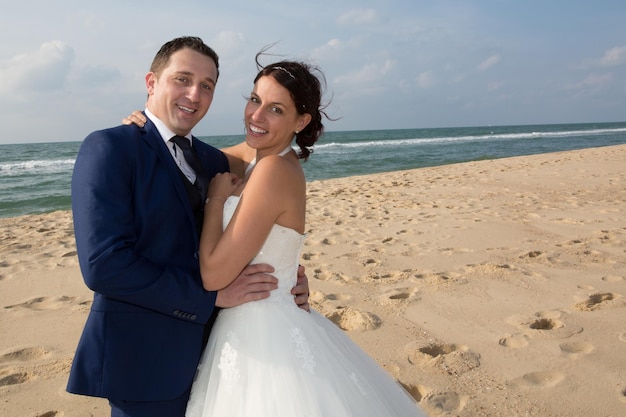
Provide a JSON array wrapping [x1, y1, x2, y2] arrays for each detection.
[[273, 66, 296, 80]]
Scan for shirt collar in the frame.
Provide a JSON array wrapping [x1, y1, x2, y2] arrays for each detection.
[[144, 108, 192, 146]]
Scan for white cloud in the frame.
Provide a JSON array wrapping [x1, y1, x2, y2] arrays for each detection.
[[0, 41, 74, 95], [487, 81, 504, 91], [416, 71, 436, 89], [335, 59, 395, 85], [567, 73, 613, 91], [312, 38, 342, 58], [599, 45, 626, 67], [337, 9, 379, 26], [477, 54, 500, 71], [212, 31, 246, 56], [70, 64, 121, 86]]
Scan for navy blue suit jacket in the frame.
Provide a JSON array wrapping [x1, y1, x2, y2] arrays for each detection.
[[67, 117, 229, 401]]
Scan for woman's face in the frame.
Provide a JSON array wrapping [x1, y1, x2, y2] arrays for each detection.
[[244, 75, 309, 155]]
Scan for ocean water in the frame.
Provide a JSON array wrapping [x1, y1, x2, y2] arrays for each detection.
[[1, 122, 625, 219]]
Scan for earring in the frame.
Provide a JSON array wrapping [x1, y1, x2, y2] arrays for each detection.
[[295, 130, 299, 134]]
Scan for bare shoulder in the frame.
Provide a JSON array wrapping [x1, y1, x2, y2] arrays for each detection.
[[248, 155, 305, 196], [222, 142, 256, 177], [255, 154, 303, 180]]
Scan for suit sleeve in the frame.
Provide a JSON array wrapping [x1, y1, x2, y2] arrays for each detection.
[[71, 128, 217, 324]]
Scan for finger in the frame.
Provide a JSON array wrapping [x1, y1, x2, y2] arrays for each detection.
[[291, 281, 306, 295], [293, 292, 307, 304], [243, 263, 275, 275], [244, 281, 278, 292], [243, 291, 272, 303], [296, 301, 311, 312]]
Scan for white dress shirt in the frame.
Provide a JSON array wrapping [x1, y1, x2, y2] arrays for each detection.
[[144, 108, 197, 183]]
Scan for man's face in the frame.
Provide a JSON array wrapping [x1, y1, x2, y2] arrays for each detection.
[[145, 48, 218, 136]]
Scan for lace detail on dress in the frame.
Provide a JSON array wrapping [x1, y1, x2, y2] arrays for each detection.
[[217, 331, 240, 392], [290, 327, 316, 374]]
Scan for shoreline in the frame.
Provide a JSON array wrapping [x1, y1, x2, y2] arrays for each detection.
[[2, 144, 626, 416]]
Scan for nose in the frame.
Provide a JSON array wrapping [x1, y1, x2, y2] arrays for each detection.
[[186, 84, 201, 102], [252, 103, 269, 121]]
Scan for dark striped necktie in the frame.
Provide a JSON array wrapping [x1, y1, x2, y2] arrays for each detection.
[[169, 135, 208, 197]]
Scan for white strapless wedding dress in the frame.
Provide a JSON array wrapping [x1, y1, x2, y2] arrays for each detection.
[[185, 196, 427, 417]]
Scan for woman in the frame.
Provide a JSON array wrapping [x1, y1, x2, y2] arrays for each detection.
[[182, 56, 427, 416]]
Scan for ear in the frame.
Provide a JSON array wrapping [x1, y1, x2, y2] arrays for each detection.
[[296, 113, 312, 132], [145, 72, 156, 95]]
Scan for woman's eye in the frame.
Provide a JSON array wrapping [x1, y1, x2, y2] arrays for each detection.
[[271, 106, 283, 114]]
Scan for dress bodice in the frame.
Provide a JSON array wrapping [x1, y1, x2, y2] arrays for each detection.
[[223, 196, 305, 304]]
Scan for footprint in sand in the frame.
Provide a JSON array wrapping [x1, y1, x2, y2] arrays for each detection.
[[4, 296, 91, 311], [309, 291, 352, 304], [35, 412, 64, 417], [405, 341, 480, 375], [602, 275, 625, 283], [0, 346, 50, 363], [519, 250, 544, 259], [618, 332, 626, 343], [506, 310, 583, 339], [326, 307, 381, 331], [0, 370, 31, 387], [559, 341, 594, 358], [422, 391, 468, 414], [510, 370, 565, 389], [399, 382, 430, 402], [362, 258, 380, 267], [312, 269, 351, 284], [300, 251, 322, 261], [379, 286, 420, 303], [324, 293, 352, 301], [0, 346, 54, 387], [498, 333, 529, 348], [574, 292, 625, 311], [413, 271, 461, 287]]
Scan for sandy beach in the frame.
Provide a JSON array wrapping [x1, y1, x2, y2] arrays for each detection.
[[1, 144, 625, 417]]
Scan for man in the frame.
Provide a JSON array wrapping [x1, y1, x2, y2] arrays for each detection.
[[67, 36, 309, 417]]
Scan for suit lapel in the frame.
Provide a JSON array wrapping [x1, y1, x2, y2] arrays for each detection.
[[141, 121, 199, 241]]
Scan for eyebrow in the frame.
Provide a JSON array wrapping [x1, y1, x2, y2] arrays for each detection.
[[251, 92, 286, 108]]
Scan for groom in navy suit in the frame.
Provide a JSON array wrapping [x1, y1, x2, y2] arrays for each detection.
[[67, 37, 307, 417]]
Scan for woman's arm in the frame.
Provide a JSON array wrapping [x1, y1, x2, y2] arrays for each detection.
[[200, 156, 304, 291]]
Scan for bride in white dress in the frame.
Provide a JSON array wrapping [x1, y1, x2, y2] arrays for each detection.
[[185, 57, 427, 417]]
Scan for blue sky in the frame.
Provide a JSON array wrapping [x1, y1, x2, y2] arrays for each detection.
[[1, 1, 625, 144]]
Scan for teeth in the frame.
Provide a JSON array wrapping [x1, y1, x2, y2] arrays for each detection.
[[178, 105, 195, 114], [249, 125, 266, 134]]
